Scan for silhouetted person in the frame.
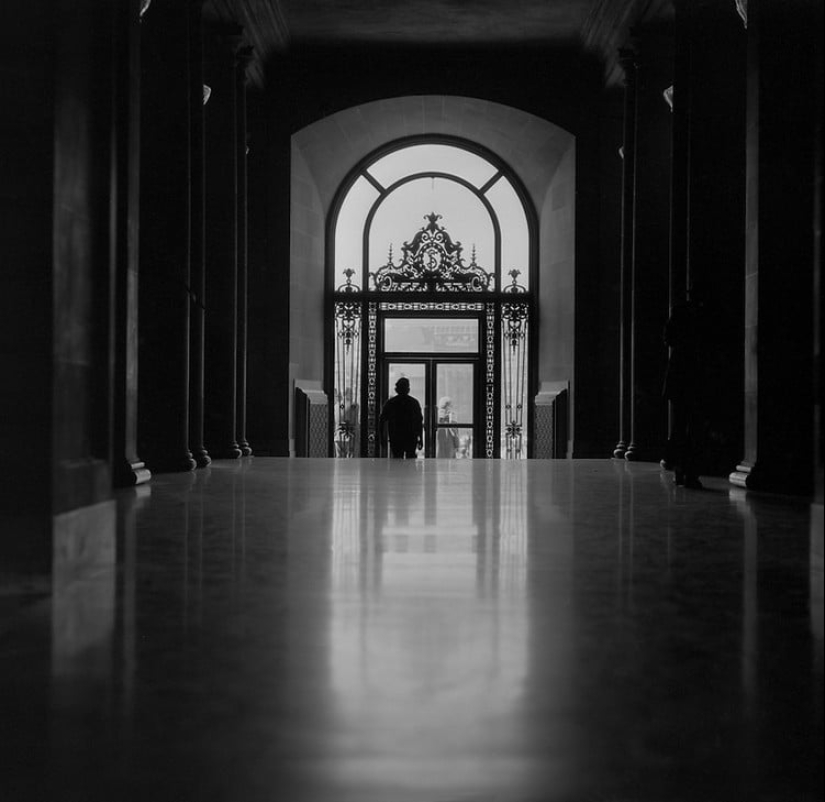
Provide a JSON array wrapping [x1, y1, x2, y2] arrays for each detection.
[[662, 286, 707, 488], [379, 377, 423, 459]]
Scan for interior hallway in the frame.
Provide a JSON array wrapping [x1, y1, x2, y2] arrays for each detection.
[[2, 458, 821, 802]]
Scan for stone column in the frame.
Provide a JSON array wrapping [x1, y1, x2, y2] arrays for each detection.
[[624, 33, 673, 463], [813, 0, 824, 550], [246, 86, 292, 456], [664, 0, 692, 471], [113, 0, 150, 487], [668, 0, 690, 311], [235, 47, 254, 457], [730, 0, 816, 493], [613, 48, 637, 459], [188, 0, 211, 468], [666, 0, 746, 477], [203, 25, 243, 459], [137, 0, 196, 473]]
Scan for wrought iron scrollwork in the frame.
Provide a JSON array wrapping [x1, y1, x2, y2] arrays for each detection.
[[333, 225, 532, 459], [369, 213, 494, 293], [333, 269, 363, 457], [501, 271, 529, 459]]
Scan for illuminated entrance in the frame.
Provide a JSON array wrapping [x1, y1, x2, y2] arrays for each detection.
[[329, 139, 536, 458]]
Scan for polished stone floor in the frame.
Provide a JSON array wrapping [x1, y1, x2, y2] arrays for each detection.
[[1, 458, 822, 802]]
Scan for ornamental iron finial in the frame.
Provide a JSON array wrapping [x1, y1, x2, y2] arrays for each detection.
[[336, 268, 361, 294], [503, 269, 527, 294]]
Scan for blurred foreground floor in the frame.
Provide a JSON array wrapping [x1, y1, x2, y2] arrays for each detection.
[[1, 458, 822, 802]]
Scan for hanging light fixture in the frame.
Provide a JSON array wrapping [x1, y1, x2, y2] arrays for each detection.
[[139, 0, 152, 19], [203, 85, 212, 105], [663, 85, 674, 112]]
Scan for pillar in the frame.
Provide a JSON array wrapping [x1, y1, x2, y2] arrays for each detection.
[[624, 31, 673, 463], [613, 48, 637, 459], [236, 47, 254, 457], [247, 70, 292, 456], [189, 0, 211, 468], [113, 0, 150, 487], [668, 0, 746, 477], [138, 0, 196, 473], [1, 0, 120, 583], [730, 0, 816, 493], [813, 0, 824, 550], [203, 25, 243, 459]]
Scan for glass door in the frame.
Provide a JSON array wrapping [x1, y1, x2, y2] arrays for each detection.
[[380, 315, 482, 458], [383, 360, 477, 458], [434, 362, 475, 459], [385, 362, 427, 458]]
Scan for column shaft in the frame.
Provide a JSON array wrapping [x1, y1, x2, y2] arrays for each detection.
[[667, 0, 746, 478], [137, 0, 196, 472], [113, 0, 150, 486], [189, 0, 210, 468], [625, 35, 673, 463], [236, 48, 253, 457], [204, 27, 243, 459], [247, 87, 291, 456], [730, 0, 816, 493], [613, 49, 637, 459]]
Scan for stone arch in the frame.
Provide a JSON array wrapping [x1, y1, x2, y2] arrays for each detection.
[[290, 96, 576, 453]]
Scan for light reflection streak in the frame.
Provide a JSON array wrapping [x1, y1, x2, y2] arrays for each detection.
[[328, 463, 528, 793]]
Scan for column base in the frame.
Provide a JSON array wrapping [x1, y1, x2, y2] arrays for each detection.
[[193, 448, 212, 468], [729, 460, 812, 495], [239, 439, 252, 457], [114, 459, 152, 488], [613, 440, 628, 459], [729, 462, 753, 489]]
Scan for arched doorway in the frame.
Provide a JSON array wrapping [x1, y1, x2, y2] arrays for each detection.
[[329, 136, 537, 458]]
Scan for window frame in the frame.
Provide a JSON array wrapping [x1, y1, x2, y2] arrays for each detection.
[[326, 134, 538, 459]]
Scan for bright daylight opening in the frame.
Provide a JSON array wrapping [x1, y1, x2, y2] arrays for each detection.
[[332, 140, 533, 461]]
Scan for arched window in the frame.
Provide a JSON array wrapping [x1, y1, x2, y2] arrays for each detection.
[[330, 137, 535, 459]]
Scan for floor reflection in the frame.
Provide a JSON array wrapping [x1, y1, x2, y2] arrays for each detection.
[[0, 458, 821, 802], [327, 461, 532, 796]]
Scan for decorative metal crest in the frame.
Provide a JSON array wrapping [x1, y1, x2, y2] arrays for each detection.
[[370, 213, 494, 293]]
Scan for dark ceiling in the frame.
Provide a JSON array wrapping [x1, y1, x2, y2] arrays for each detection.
[[207, 0, 670, 88], [280, 0, 593, 46]]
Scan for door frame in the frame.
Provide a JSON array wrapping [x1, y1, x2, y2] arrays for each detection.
[[381, 357, 480, 458], [377, 309, 484, 458]]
